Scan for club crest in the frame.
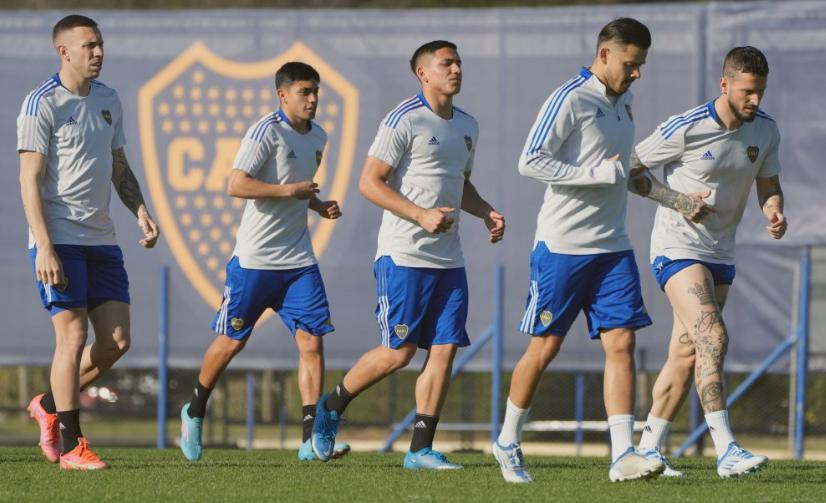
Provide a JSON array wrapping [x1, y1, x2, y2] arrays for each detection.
[[54, 277, 69, 294], [138, 41, 359, 314], [539, 310, 553, 327], [101, 109, 112, 125], [394, 324, 409, 340], [231, 317, 244, 331], [747, 145, 759, 163]]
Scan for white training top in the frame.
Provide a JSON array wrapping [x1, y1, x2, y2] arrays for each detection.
[[367, 92, 478, 269], [635, 99, 782, 264], [17, 74, 126, 248], [519, 67, 633, 255], [232, 109, 327, 270]]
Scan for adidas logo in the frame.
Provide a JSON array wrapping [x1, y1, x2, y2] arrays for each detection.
[[701, 150, 715, 160], [66, 116, 78, 126], [287, 150, 297, 159], [303, 414, 314, 421], [595, 107, 605, 118], [709, 426, 716, 432], [414, 420, 427, 429], [643, 425, 652, 433], [427, 136, 440, 146]]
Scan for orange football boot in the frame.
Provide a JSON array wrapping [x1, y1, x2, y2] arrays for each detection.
[[27, 394, 60, 463], [59, 437, 109, 470]]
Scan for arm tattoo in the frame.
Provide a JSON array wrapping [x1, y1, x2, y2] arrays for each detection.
[[650, 186, 702, 216], [112, 148, 146, 216], [757, 175, 783, 210], [627, 152, 653, 196], [631, 156, 702, 216]]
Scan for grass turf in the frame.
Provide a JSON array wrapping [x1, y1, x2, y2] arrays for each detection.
[[1, 447, 824, 502]]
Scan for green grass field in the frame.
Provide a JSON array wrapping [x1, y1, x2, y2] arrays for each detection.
[[1, 448, 824, 502]]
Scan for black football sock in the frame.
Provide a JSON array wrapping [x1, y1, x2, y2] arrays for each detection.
[[57, 409, 83, 454], [409, 414, 439, 453], [40, 391, 57, 414], [187, 381, 213, 418], [324, 381, 355, 415], [302, 404, 316, 443]]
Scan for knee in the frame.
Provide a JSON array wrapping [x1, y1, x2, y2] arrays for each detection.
[[675, 351, 696, 374], [114, 331, 130, 355], [217, 336, 246, 358], [533, 335, 559, 368], [603, 330, 635, 360], [298, 339, 323, 360], [57, 328, 88, 353], [386, 346, 416, 371]]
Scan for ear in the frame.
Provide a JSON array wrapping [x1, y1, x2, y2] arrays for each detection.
[[416, 65, 427, 84], [598, 45, 611, 65], [276, 87, 287, 104], [719, 76, 728, 95], [56, 44, 68, 62]]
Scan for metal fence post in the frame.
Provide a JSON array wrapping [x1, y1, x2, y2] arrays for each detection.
[[156, 265, 169, 449], [246, 371, 255, 451], [574, 374, 586, 456], [794, 246, 811, 459], [491, 264, 504, 443]]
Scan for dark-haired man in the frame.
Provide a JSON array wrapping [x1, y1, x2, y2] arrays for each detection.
[[20, 14, 159, 470], [492, 18, 661, 483], [630, 46, 782, 478], [312, 40, 504, 470], [179, 62, 349, 462]]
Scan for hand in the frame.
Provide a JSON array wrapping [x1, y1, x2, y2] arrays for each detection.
[[137, 207, 160, 248], [484, 210, 505, 243], [766, 211, 787, 239], [314, 200, 342, 219], [35, 245, 66, 287], [675, 191, 715, 223], [291, 181, 320, 200], [416, 207, 455, 234]]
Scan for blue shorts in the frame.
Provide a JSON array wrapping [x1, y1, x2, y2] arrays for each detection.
[[651, 256, 736, 290], [374, 256, 470, 350], [519, 242, 652, 339], [212, 257, 334, 340], [29, 245, 130, 316]]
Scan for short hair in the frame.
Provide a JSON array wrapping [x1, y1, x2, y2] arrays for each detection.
[[274, 62, 320, 90], [52, 15, 98, 42], [597, 18, 651, 50], [723, 46, 769, 77], [409, 40, 458, 74]]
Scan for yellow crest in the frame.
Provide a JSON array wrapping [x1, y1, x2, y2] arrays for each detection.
[[138, 41, 359, 311], [231, 317, 244, 331], [539, 310, 553, 327], [394, 324, 409, 340]]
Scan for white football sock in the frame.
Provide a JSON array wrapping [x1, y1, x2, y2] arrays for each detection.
[[497, 398, 530, 445], [638, 414, 672, 451], [705, 410, 737, 458], [608, 414, 635, 462]]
